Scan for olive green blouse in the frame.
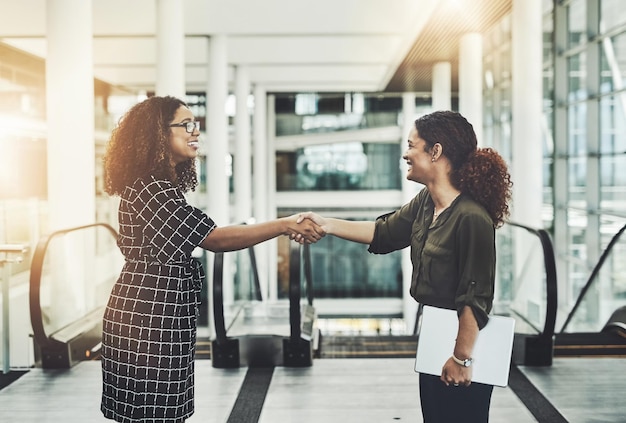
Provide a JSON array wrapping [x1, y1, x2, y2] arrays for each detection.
[[368, 188, 495, 329]]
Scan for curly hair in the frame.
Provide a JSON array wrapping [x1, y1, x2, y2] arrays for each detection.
[[415, 111, 513, 227], [103, 96, 199, 196]]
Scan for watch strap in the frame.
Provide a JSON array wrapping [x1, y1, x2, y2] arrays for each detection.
[[452, 354, 473, 367]]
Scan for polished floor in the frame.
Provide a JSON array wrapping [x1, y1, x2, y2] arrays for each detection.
[[0, 356, 624, 423]]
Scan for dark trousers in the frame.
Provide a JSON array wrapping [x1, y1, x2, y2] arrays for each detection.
[[419, 373, 494, 423]]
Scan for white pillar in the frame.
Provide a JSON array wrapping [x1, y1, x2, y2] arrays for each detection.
[[266, 95, 278, 300], [206, 35, 231, 321], [253, 85, 269, 299], [206, 35, 230, 227], [234, 66, 252, 223], [510, 0, 544, 321], [458, 33, 484, 145], [401, 93, 420, 332], [432, 62, 452, 111], [511, 0, 543, 228], [155, 0, 185, 97], [46, 0, 95, 230]]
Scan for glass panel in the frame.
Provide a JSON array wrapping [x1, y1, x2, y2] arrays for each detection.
[[562, 216, 626, 332], [600, 32, 626, 94], [567, 53, 587, 102], [600, 154, 626, 211], [497, 225, 551, 334], [568, 155, 587, 207], [542, 13, 553, 64], [291, 223, 402, 299], [600, 0, 626, 33], [600, 94, 626, 211], [567, 0, 586, 48], [564, 209, 588, 307], [37, 225, 123, 339], [277, 142, 402, 191]]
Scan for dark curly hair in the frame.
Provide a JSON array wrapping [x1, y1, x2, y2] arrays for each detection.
[[415, 111, 513, 227], [103, 95, 198, 195]]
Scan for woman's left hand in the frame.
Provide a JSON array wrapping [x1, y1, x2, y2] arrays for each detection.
[[440, 357, 472, 387]]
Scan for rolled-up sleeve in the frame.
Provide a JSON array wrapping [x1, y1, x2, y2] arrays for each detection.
[[368, 195, 421, 254], [453, 213, 495, 329], [369, 189, 431, 255]]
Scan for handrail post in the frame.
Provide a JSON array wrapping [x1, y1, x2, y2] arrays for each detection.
[[1, 244, 27, 374]]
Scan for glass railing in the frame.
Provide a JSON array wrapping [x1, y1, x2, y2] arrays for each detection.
[[496, 221, 557, 365], [29, 223, 123, 367], [559, 223, 626, 334]]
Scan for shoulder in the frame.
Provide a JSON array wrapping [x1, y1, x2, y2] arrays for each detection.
[[124, 176, 179, 203], [456, 195, 493, 227]]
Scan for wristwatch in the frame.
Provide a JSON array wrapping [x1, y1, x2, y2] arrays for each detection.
[[452, 354, 473, 367]]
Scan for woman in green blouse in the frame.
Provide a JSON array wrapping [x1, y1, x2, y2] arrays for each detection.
[[298, 110, 512, 422]]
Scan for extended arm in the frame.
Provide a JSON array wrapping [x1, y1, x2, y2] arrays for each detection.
[[297, 212, 375, 244], [201, 214, 324, 252]]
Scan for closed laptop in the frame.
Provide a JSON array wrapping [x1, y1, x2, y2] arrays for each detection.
[[414, 305, 515, 387]]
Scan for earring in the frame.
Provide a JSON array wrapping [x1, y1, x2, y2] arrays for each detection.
[[431, 158, 435, 162]]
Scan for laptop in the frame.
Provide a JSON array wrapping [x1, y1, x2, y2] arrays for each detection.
[[414, 305, 515, 387]]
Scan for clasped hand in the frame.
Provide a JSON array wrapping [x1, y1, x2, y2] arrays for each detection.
[[285, 212, 326, 244]]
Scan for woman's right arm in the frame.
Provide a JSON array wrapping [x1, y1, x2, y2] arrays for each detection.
[[297, 213, 375, 244]]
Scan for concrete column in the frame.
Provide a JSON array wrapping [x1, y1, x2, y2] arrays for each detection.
[[206, 35, 230, 227], [459, 33, 483, 145], [234, 66, 252, 223], [510, 0, 544, 318], [253, 85, 269, 299], [511, 0, 543, 228], [206, 35, 231, 322], [401, 92, 420, 332], [155, 0, 185, 97], [432, 62, 452, 111], [46, 0, 95, 230], [266, 95, 278, 300]]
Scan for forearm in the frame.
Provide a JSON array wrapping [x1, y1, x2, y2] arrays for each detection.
[[200, 219, 287, 252], [453, 305, 479, 360], [325, 219, 375, 244]]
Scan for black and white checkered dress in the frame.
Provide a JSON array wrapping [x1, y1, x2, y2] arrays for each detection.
[[101, 177, 215, 423]]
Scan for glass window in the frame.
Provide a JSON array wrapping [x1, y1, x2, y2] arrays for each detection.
[[277, 142, 402, 191], [601, 0, 626, 33], [568, 156, 587, 206], [567, 0, 587, 48], [600, 32, 626, 94], [567, 53, 587, 102], [567, 100, 587, 156]]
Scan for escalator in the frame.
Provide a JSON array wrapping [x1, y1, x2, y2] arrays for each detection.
[[29, 223, 123, 368], [29, 222, 318, 369], [210, 242, 318, 368]]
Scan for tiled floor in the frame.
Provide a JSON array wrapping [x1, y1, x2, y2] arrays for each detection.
[[0, 357, 623, 422]]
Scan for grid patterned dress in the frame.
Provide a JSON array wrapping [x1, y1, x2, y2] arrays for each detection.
[[101, 177, 215, 423]]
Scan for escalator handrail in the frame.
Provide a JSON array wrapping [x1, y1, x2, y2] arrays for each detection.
[[29, 222, 119, 350], [212, 251, 227, 345], [505, 221, 558, 340], [288, 242, 303, 342], [560, 222, 626, 333], [212, 244, 262, 346], [303, 243, 314, 306]]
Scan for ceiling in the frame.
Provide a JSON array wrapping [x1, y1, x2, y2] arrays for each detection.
[[0, 0, 511, 95]]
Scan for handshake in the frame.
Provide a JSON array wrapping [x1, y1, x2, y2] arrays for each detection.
[[284, 212, 327, 244]]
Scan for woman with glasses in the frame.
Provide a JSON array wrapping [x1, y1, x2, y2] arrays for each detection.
[[298, 110, 512, 423], [100, 95, 323, 423]]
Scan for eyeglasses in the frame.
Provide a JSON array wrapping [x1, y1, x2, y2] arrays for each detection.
[[169, 120, 200, 133]]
